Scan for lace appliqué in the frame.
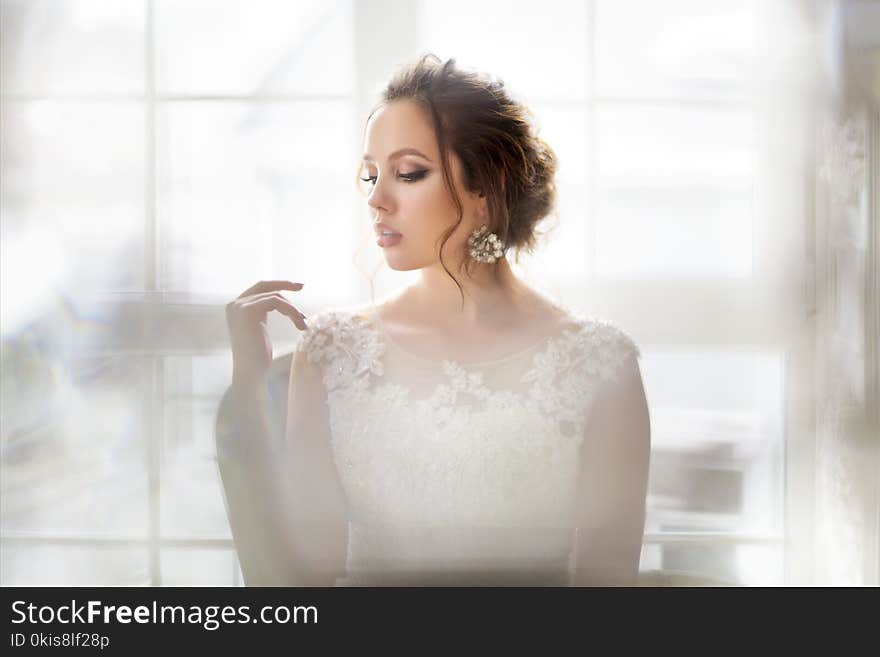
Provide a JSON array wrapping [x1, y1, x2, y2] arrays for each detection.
[[297, 309, 641, 438], [522, 318, 641, 435], [296, 310, 385, 399]]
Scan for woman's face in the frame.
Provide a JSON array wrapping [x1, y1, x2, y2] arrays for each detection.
[[360, 99, 485, 271]]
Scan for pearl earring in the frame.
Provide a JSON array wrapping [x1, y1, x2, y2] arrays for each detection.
[[467, 224, 505, 263]]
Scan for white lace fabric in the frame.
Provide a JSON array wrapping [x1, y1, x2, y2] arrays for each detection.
[[292, 304, 640, 586]]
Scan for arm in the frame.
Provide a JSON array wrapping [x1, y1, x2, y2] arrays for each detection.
[[218, 279, 312, 585], [282, 346, 349, 586], [570, 353, 651, 586], [216, 371, 305, 585], [216, 347, 348, 586]]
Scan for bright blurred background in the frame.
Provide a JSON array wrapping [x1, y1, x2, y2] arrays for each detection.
[[1, 0, 877, 586]]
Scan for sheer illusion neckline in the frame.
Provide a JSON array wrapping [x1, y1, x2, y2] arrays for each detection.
[[357, 304, 582, 368]]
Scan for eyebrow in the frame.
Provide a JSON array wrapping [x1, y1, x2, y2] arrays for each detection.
[[361, 147, 433, 163]]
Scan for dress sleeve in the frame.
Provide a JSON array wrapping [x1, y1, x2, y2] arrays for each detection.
[[284, 311, 350, 585], [292, 310, 334, 364], [524, 317, 642, 437], [571, 321, 650, 586], [294, 308, 385, 396], [584, 319, 641, 385]]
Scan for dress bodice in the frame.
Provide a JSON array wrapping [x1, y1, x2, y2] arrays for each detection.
[[292, 304, 640, 585]]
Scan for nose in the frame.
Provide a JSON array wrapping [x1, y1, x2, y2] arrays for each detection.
[[366, 175, 393, 213]]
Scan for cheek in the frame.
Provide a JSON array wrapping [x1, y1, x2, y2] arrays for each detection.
[[408, 178, 460, 230]]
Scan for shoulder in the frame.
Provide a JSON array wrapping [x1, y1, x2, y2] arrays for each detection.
[[577, 316, 641, 359], [294, 305, 384, 376], [566, 315, 642, 384], [524, 311, 643, 433], [521, 291, 641, 367], [295, 305, 362, 345], [577, 318, 650, 449]]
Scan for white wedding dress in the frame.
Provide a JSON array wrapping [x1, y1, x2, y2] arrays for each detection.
[[289, 303, 640, 586]]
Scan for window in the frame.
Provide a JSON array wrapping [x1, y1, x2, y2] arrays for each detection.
[[1, 0, 813, 585]]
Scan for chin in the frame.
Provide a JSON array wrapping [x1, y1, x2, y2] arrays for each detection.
[[383, 257, 422, 272], [379, 247, 426, 271]]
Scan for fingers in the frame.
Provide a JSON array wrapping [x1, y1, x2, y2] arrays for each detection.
[[237, 280, 304, 299], [239, 293, 308, 331], [227, 281, 308, 331]]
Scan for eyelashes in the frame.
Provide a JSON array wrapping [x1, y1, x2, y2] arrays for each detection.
[[399, 169, 429, 183], [360, 169, 429, 186]]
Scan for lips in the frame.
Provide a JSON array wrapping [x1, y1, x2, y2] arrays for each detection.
[[374, 222, 402, 237], [377, 233, 402, 247]]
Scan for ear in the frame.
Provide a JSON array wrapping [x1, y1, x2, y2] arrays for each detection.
[[476, 192, 489, 220]]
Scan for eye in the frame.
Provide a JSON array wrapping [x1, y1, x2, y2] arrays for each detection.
[[359, 170, 429, 186], [398, 169, 429, 182]]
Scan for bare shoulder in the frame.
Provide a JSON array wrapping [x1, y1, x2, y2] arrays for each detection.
[[524, 290, 580, 333]]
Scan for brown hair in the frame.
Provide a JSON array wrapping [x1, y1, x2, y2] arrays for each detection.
[[356, 52, 559, 307]]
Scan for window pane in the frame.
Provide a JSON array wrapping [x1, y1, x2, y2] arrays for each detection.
[[161, 547, 237, 585], [161, 355, 233, 539], [157, 100, 356, 297], [596, 189, 753, 278], [596, 104, 754, 188], [596, 0, 757, 101], [0, 543, 149, 585], [639, 541, 782, 586], [595, 105, 754, 279], [1, 100, 144, 331], [155, 0, 354, 96], [0, 0, 144, 95], [640, 349, 785, 536], [1, 348, 149, 537], [418, 0, 589, 101]]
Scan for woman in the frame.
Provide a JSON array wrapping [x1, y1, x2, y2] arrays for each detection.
[[222, 53, 651, 586]]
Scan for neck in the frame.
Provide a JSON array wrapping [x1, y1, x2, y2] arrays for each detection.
[[405, 257, 531, 327]]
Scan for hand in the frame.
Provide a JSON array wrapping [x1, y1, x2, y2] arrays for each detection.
[[225, 280, 307, 390]]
